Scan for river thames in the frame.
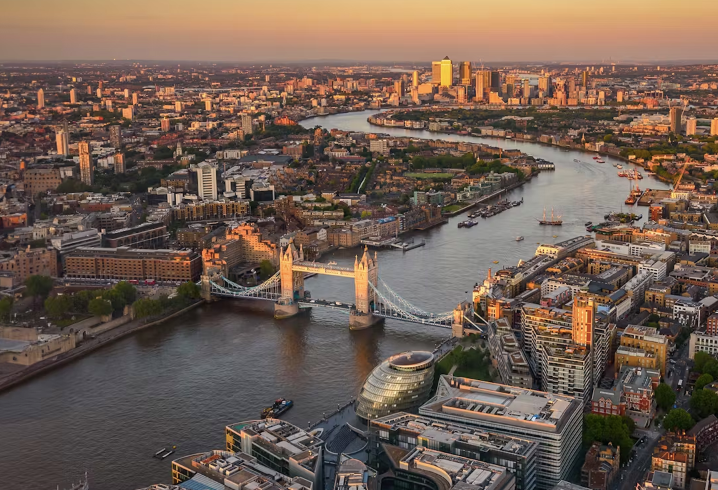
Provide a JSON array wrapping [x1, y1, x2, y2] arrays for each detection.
[[0, 110, 671, 490]]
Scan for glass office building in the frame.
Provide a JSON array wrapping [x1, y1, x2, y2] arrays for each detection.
[[356, 351, 435, 421]]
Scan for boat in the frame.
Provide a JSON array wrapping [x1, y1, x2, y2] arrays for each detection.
[[515, 236, 524, 241], [552, 235, 558, 238], [574, 159, 581, 163], [154, 447, 166, 457], [537, 208, 563, 226], [161, 450, 175, 459], [596, 159, 605, 163], [617, 164, 623, 169], [492, 260, 499, 264], [464, 220, 478, 228], [593, 156, 599, 160], [261, 398, 294, 419], [625, 195, 637, 205], [59, 472, 89, 490], [584, 221, 592, 226]]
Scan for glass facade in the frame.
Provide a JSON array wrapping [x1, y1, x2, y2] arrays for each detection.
[[356, 351, 434, 420]]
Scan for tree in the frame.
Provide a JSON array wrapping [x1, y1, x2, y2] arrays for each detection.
[[177, 281, 200, 300], [101, 289, 126, 311], [696, 373, 714, 391], [704, 360, 718, 380], [133, 298, 163, 319], [0, 296, 13, 321], [662, 409, 695, 432], [88, 298, 113, 318], [24, 275, 54, 301], [44, 295, 71, 319], [621, 415, 636, 435], [113, 281, 137, 305], [71, 290, 96, 313], [654, 383, 677, 411], [583, 414, 634, 464], [694, 351, 713, 373], [691, 389, 718, 419], [259, 260, 276, 281]]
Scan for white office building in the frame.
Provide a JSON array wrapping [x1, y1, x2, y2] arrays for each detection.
[[191, 162, 218, 201]]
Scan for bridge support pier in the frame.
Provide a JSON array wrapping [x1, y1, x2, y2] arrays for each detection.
[[200, 273, 214, 302], [349, 311, 384, 330], [274, 300, 300, 319], [451, 301, 472, 338]]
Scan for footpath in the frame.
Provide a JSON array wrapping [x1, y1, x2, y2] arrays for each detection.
[[0, 300, 204, 394]]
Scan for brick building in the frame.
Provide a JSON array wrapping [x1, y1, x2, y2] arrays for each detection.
[[64, 247, 202, 282], [102, 222, 168, 249], [0, 247, 58, 286], [23, 167, 62, 196]]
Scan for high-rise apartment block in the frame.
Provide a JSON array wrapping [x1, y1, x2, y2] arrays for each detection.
[[37, 88, 45, 109], [56, 130, 69, 156], [161, 118, 170, 132], [670, 106, 683, 134], [572, 293, 596, 347], [240, 114, 253, 135], [109, 125, 122, 148], [114, 153, 125, 174], [412, 70, 419, 87], [191, 162, 218, 201], [431, 61, 442, 85], [711, 118, 718, 136], [78, 141, 94, 186], [686, 117, 697, 136], [70, 88, 77, 104]]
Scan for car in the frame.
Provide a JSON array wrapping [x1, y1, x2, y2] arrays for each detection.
[[309, 300, 316, 303], [669, 359, 676, 365]]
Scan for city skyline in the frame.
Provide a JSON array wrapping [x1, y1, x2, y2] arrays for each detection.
[[3, 0, 718, 62]]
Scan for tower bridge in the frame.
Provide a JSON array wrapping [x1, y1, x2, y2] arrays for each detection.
[[201, 243, 482, 333]]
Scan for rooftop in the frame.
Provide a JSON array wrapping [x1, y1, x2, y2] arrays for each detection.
[[370, 412, 537, 457], [420, 375, 580, 433]]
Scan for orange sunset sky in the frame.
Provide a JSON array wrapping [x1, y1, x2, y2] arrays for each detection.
[[2, 0, 718, 62]]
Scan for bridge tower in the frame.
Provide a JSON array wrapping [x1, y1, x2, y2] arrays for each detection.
[[452, 301, 472, 338], [275, 242, 305, 319], [350, 247, 382, 330]]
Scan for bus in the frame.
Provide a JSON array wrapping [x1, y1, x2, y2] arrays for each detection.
[[678, 379, 684, 390]]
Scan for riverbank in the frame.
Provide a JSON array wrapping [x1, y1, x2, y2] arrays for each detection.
[[0, 300, 204, 394], [442, 175, 535, 217]]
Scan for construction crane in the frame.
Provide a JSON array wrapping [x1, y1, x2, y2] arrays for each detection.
[[670, 163, 689, 199], [673, 163, 687, 191]]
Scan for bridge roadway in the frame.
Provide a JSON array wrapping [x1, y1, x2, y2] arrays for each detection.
[[291, 261, 355, 278]]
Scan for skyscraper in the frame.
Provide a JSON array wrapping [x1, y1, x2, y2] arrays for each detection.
[[70, 88, 77, 104], [581, 71, 589, 88], [109, 125, 122, 148], [538, 75, 552, 95], [114, 153, 125, 174], [475, 70, 491, 100], [670, 106, 683, 134], [686, 117, 697, 136], [132, 92, 138, 105], [37, 88, 45, 109], [161, 118, 171, 132], [394, 79, 404, 96], [56, 130, 69, 156], [712, 118, 718, 136], [490, 71, 501, 90], [412, 70, 419, 87], [440, 57, 453, 87], [431, 61, 442, 85], [459, 61, 472, 86], [78, 141, 94, 186]]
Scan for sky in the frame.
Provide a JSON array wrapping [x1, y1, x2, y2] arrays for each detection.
[[2, 0, 718, 63]]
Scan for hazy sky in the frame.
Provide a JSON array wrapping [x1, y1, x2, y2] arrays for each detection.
[[2, 0, 718, 62]]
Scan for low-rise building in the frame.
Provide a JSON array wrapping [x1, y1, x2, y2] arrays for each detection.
[[369, 412, 538, 490], [0, 246, 58, 286], [0, 327, 75, 366], [651, 433, 696, 490], [225, 418, 323, 489], [171, 449, 313, 490], [689, 332, 718, 359], [64, 247, 202, 282], [580, 442, 620, 490]]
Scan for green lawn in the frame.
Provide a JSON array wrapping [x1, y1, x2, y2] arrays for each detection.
[[442, 203, 466, 213], [405, 172, 455, 179], [433, 344, 494, 390]]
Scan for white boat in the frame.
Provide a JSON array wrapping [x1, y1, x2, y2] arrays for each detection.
[[515, 236, 524, 241], [617, 164, 623, 169]]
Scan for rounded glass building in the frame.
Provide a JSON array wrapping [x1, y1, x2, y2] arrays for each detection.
[[356, 351, 435, 421]]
